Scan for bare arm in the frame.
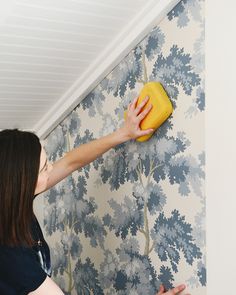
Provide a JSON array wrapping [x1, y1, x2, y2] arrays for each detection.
[[44, 96, 153, 192], [28, 276, 64, 295]]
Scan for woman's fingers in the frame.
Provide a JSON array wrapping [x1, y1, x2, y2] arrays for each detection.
[[136, 104, 153, 136], [156, 284, 165, 295], [137, 128, 154, 137], [124, 96, 153, 139], [137, 103, 152, 121], [129, 96, 149, 114], [129, 96, 139, 111], [134, 96, 150, 115], [156, 284, 188, 295], [168, 284, 186, 294]]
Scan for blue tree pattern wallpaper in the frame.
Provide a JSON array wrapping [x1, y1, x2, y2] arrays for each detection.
[[42, 0, 205, 294]]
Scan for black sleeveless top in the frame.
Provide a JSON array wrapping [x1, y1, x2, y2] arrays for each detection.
[[0, 217, 51, 295]]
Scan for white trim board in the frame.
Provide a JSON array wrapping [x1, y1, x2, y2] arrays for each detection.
[[34, 0, 180, 139]]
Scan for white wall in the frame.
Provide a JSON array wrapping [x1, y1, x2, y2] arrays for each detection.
[[206, 0, 236, 293]]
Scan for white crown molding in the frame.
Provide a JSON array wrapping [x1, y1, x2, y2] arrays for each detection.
[[34, 0, 180, 139]]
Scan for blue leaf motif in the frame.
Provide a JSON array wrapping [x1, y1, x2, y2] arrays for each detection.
[[102, 50, 142, 97], [44, 125, 66, 161], [81, 91, 96, 113], [81, 88, 106, 116], [168, 0, 203, 28], [152, 45, 201, 101], [114, 271, 127, 291], [99, 250, 119, 290], [74, 130, 103, 175], [197, 265, 206, 286], [61, 110, 81, 138], [82, 215, 106, 247], [168, 154, 204, 197], [196, 87, 205, 111], [108, 197, 143, 239], [111, 239, 160, 293], [179, 181, 191, 196], [147, 188, 166, 215], [74, 258, 104, 295], [141, 27, 165, 61], [133, 183, 166, 215], [158, 266, 174, 290], [101, 144, 128, 190], [102, 214, 112, 227], [198, 151, 205, 167], [168, 0, 188, 21], [61, 232, 82, 259], [50, 243, 68, 277], [168, 157, 190, 185], [75, 176, 87, 199], [151, 210, 202, 272]]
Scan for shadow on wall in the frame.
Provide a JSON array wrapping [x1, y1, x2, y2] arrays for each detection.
[[43, 0, 205, 294]]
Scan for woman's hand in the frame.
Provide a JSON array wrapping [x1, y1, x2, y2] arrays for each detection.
[[156, 284, 190, 295], [121, 96, 153, 140]]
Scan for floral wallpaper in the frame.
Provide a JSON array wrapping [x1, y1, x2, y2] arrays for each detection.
[[42, 0, 205, 294]]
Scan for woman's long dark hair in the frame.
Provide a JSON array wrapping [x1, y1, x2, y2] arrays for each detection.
[[0, 129, 41, 247]]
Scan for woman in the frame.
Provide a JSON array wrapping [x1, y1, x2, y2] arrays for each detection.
[[0, 97, 190, 295]]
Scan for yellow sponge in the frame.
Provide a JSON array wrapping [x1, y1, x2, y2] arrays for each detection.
[[125, 82, 173, 142]]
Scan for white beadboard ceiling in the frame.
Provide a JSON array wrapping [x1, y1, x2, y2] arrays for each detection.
[[0, 0, 179, 139]]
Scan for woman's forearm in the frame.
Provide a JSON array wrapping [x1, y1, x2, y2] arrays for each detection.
[[65, 127, 130, 170]]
